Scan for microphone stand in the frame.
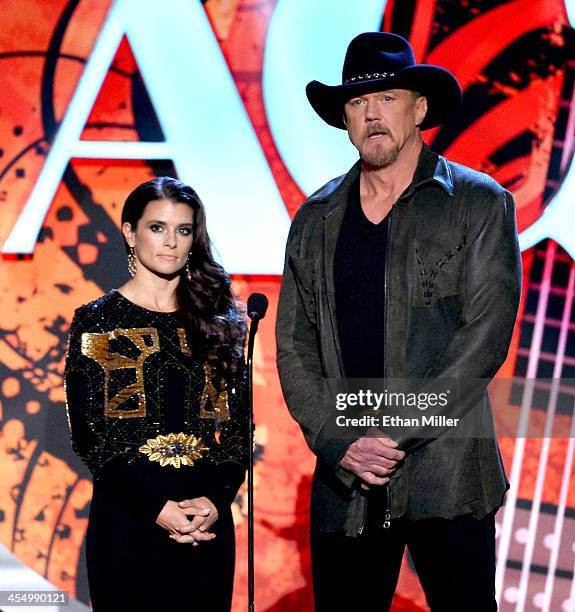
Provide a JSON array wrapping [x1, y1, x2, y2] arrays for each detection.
[[246, 313, 260, 612]]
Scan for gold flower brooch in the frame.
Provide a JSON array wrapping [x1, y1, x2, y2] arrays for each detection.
[[139, 432, 209, 468]]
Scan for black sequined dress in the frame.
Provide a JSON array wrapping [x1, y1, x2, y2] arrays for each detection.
[[65, 290, 248, 611]]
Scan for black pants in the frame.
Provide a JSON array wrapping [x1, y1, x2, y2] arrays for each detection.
[[311, 513, 497, 612]]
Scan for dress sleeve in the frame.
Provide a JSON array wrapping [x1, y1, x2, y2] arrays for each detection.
[[64, 309, 106, 473], [64, 309, 169, 525], [96, 455, 171, 526], [204, 364, 250, 513]]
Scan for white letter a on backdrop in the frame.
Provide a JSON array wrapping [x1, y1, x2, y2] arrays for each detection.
[[2, 0, 289, 273]]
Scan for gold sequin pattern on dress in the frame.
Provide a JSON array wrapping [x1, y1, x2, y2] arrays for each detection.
[[199, 363, 229, 422], [81, 327, 160, 418], [139, 432, 209, 468], [66, 291, 248, 475], [177, 328, 192, 354]]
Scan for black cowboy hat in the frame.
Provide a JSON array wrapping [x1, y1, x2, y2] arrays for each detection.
[[306, 32, 461, 130]]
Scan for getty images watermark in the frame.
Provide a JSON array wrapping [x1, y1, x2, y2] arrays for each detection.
[[322, 378, 575, 439], [334, 387, 455, 426]]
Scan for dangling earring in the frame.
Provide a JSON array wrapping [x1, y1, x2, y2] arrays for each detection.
[[185, 252, 192, 282], [127, 247, 136, 277]]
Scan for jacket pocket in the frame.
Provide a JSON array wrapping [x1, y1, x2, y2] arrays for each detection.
[[288, 254, 317, 323], [412, 232, 466, 307]]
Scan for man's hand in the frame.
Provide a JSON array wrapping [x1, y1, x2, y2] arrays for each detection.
[[155, 498, 217, 545], [339, 431, 405, 489]]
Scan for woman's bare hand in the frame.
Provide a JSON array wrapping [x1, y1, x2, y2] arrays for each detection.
[[155, 499, 216, 545], [173, 497, 219, 544]]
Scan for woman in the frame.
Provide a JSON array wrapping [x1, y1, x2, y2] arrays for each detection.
[[65, 177, 248, 611]]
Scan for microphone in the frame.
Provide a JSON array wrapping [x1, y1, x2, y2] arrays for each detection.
[[247, 293, 268, 321]]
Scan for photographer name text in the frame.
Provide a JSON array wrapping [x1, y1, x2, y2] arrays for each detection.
[[335, 414, 460, 427]]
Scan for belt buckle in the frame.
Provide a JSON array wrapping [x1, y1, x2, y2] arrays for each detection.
[[138, 432, 209, 468]]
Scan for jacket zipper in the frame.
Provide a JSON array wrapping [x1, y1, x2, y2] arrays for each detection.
[[358, 212, 394, 536], [358, 492, 368, 535], [323, 218, 367, 534], [382, 213, 392, 530], [383, 485, 392, 529], [324, 277, 345, 377], [322, 234, 346, 379]]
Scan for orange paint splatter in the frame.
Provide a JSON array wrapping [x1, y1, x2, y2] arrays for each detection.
[[2, 377, 20, 398], [77, 243, 99, 265], [26, 401, 41, 414]]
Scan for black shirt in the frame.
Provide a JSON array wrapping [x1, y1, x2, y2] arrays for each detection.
[[334, 176, 389, 379]]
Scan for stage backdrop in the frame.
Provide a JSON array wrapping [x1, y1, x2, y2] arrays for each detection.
[[1, 1, 575, 610]]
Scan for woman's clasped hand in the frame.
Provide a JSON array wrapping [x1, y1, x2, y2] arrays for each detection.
[[156, 497, 219, 546]]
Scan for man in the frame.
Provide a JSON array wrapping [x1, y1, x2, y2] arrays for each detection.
[[276, 32, 521, 611]]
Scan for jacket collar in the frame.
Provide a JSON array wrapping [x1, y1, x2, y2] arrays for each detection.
[[400, 143, 454, 200], [317, 160, 361, 219], [316, 143, 454, 219]]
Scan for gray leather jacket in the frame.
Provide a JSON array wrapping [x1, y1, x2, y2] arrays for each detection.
[[276, 145, 522, 535]]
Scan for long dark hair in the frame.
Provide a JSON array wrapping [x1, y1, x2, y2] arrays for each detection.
[[121, 177, 246, 375]]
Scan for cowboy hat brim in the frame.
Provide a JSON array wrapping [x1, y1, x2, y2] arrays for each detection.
[[306, 64, 462, 130]]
